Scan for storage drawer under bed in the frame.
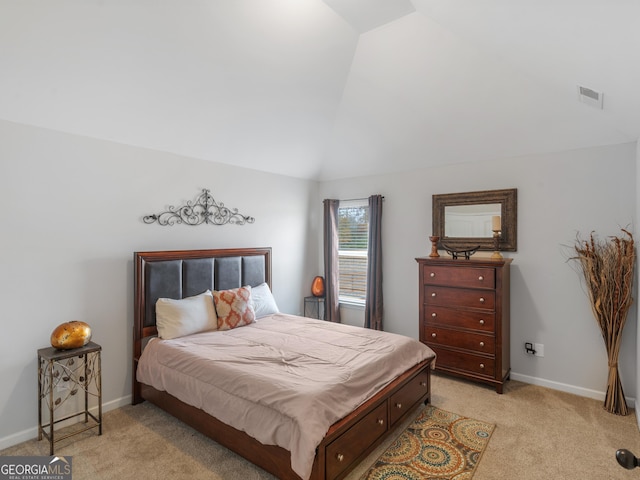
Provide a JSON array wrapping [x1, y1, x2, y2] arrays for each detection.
[[325, 402, 388, 479], [325, 367, 431, 479], [389, 368, 430, 426]]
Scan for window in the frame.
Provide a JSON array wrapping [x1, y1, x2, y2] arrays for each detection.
[[338, 200, 369, 305]]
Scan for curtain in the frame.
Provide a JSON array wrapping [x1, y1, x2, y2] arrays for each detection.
[[364, 194, 383, 330], [323, 199, 341, 323]]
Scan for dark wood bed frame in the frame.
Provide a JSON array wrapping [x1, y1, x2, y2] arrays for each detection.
[[133, 247, 434, 480]]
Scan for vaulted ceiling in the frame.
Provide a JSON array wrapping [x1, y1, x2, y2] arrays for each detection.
[[1, 1, 638, 180]]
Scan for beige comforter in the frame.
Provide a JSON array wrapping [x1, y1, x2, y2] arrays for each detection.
[[136, 313, 435, 480]]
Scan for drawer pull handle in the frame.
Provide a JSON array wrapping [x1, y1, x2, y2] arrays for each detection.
[[430, 272, 435, 277], [420, 381, 427, 387], [478, 275, 484, 281], [431, 313, 437, 318], [431, 292, 436, 297], [479, 341, 485, 347], [337, 453, 344, 462], [395, 403, 402, 409], [479, 319, 485, 325], [377, 419, 384, 426], [431, 333, 436, 338], [479, 297, 485, 303], [480, 363, 485, 369]]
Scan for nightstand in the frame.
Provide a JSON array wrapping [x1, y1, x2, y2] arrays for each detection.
[[304, 296, 326, 320], [37, 341, 102, 454]]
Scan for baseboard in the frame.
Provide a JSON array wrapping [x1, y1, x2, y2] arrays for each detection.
[[511, 372, 636, 408], [0, 395, 132, 451]]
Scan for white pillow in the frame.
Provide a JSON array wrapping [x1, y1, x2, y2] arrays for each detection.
[[156, 290, 218, 339], [251, 282, 280, 319]]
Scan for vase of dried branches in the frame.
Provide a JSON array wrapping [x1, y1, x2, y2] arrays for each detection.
[[572, 229, 635, 415]]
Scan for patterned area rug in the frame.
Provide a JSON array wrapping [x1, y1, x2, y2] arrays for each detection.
[[361, 405, 495, 480]]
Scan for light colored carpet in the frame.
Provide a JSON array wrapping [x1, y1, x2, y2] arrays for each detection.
[[2, 374, 640, 479]]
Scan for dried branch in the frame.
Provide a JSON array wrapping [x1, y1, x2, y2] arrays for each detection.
[[571, 229, 635, 415]]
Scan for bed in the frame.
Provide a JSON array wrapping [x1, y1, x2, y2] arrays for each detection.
[[132, 247, 436, 480]]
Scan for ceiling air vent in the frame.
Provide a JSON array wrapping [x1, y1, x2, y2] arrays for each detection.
[[577, 85, 603, 109]]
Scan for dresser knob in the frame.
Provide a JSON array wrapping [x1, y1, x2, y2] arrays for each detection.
[[377, 419, 384, 426], [431, 292, 436, 297], [395, 403, 402, 409], [420, 381, 427, 387], [479, 341, 485, 347], [430, 272, 435, 277], [478, 275, 484, 281], [479, 319, 485, 325], [431, 333, 437, 338], [480, 363, 485, 369], [431, 313, 437, 318], [337, 453, 344, 462], [479, 297, 485, 303]]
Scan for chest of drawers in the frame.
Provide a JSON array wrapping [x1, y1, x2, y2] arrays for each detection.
[[416, 257, 512, 393]]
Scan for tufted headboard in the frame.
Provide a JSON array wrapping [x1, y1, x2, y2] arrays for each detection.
[[132, 247, 271, 403]]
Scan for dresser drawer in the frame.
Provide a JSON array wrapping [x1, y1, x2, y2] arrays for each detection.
[[389, 369, 431, 426], [424, 306, 495, 332], [423, 326, 494, 354], [425, 286, 495, 310], [432, 346, 495, 378], [326, 402, 388, 479], [423, 265, 495, 289]]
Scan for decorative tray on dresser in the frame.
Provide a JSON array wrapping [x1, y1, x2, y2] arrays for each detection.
[[416, 256, 512, 393]]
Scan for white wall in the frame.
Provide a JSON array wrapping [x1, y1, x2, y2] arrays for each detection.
[[319, 142, 637, 401], [1, 118, 635, 448], [0, 119, 319, 447]]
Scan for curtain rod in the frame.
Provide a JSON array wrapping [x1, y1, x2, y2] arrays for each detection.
[[337, 196, 385, 202]]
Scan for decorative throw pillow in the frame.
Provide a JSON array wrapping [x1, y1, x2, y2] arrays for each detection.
[[156, 290, 218, 340], [213, 286, 256, 330], [251, 282, 280, 319]]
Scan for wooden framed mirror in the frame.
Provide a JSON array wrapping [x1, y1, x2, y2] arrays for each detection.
[[432, 188, 517, 252]]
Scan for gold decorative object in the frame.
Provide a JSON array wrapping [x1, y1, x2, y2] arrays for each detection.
[[572, 229, 635, 415], [311, 276, 325, 297], [50, 321, 92, 350], [429, 236, 440, 257], [491, 215, 503, 259], [491, 231, 503, 259]]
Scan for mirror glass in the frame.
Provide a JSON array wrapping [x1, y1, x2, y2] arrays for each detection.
[[444, 204, 501, 238], [432, 188, 517, 252]]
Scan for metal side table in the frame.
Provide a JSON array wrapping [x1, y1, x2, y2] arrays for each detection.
[[37, 341, 102, 454], [303, 296, 326, 320]]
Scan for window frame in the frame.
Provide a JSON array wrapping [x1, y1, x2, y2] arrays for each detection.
[[337, 199, 369, 307]]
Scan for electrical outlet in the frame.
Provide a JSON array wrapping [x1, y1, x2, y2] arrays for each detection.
[[534, 343, 544, 357]]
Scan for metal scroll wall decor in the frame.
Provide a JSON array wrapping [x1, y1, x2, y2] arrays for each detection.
[[143, 189, 255, 226]]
